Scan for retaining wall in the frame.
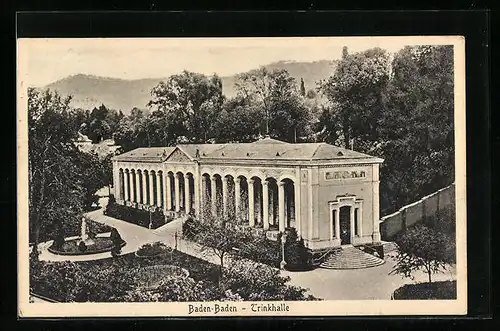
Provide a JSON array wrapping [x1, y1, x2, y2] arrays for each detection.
[[380, 183, 455, 240]]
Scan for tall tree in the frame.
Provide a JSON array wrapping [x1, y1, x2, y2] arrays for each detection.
[[28, 88, 85, 256], [300, 78, 306, 97], [212, 96, 262, 143], [378, 45, 454, 212], [147, 71, 224, 143], [235, 67, 311, 142], [319, 47, 391, 150]]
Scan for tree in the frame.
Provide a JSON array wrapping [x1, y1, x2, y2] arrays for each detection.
[[73, 151, 112, 210], [300, 78, 306, 96], [319, 47, 390, 149], [378, 45, 454, 213], [113, 108, 151, 152], [235, 67, 311, 141], [212, 96, 262, 143], [28, 88, 86, 256], [194, 216, 250, 286], [390, 224, 455, 283], [306, 89, 317, 99], [147, 71, 224, 143]]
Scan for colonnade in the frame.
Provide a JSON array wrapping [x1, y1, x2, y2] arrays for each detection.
[[115, 167, 298, 233], [200, 174, 297, 233], [117, 168, 197, 215]]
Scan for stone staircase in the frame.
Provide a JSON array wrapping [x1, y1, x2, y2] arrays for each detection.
[[319, 245, 385, 269]]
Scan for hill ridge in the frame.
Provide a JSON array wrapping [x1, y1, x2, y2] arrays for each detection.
[[44, 59, 337, 113]]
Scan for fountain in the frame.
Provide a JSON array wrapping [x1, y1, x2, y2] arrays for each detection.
[[79, 217, 95, 246]]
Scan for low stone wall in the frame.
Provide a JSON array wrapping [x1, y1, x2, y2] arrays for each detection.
[[380, 183, 455, 240]]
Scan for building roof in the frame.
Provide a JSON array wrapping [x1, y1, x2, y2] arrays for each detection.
[[113, 137, 384, 164], [113, 147, 176, 162]]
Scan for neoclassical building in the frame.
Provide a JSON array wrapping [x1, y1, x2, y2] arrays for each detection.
[[111, 137, 384, 250]]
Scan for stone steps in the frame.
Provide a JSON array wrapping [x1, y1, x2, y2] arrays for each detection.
[[319, 245, 385, 269]]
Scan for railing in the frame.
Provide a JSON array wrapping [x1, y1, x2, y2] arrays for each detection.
[[358, 244, 382, 259], [312, 246, 338, 266]]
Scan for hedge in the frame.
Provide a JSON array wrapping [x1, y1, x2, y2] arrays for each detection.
[[392, 281, 457, 300], [104, 194, 165, 229]]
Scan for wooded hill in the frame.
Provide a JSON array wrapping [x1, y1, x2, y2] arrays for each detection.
[[44, 60, 335, 113]]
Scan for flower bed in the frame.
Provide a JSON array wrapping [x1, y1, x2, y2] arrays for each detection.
[[48, 237, 126, 256], [392, 281, 457, 300]]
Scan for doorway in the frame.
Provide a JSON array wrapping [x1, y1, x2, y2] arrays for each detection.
[[339, 206, 351, 245]]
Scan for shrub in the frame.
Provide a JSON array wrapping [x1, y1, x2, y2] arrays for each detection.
[[78, 241, 87, 252], [52, 232, 66, 250], [136, 242, 171, 258], [222, 259, 318, 301], [110, 228, 124, 256], [237, 233, 281, 268], [284, 228, 313, 270], [182, 217, 204, 239]]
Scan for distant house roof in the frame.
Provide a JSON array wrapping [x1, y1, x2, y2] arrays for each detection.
[[113, 137, 384, 164]]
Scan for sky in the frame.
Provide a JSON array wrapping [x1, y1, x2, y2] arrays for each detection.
[[17, 36, 457, 87]]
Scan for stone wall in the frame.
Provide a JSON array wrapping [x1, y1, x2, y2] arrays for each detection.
[[380, 183, 455, 240]]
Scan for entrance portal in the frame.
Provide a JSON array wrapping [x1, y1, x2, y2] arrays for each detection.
[[339, 206, 351, 245]]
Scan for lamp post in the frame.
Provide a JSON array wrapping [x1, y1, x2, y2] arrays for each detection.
[[280, 232, 287, 270]]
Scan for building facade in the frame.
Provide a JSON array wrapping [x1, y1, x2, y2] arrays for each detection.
[[111, 137, 384, 250]]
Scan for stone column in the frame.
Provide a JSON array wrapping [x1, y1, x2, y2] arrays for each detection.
[[142, 171, 148, 205], [334, 208, 341, 246], [123, 170, 129, 201], [165, 173, 172, 210], [222, 176, 228, 217], [149, 171, 155, 206], [211, 176, 217, 217], [234, 177, 241, 221], [174, 173, 181, 212], [131, 171, 137, 203], [350, 206, 355, 242], [113, 165, 120, 198], [372, 165, 381, 243], [248, 178, 255, 227], [135, 171, 141, 203], [262, 180, 269, 230], [294, 183, 300, 236], [201, 175, 207, 218], [185, 174, 191, 214], [162, 172, 168, 212], [156, 172, 162, 208], [278, 181, 285, 232], [194, 175, 200, 217], [358, 205, 363, 238]]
